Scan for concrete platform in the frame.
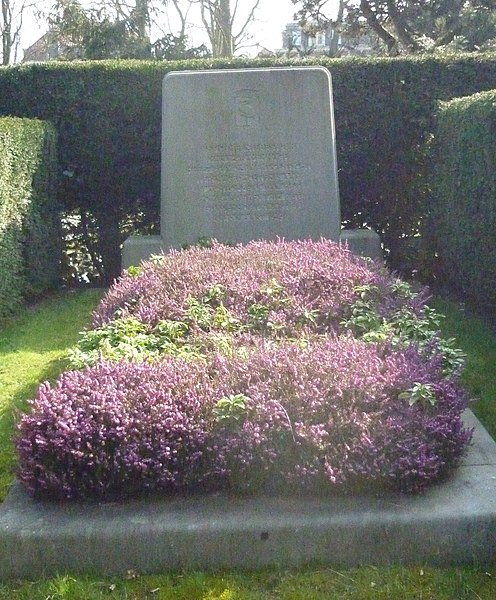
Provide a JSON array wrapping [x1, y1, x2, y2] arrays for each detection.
[[0, 410, 495, 579], [121, 230, 383, 271]]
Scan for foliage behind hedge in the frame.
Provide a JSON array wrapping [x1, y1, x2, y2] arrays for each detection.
[[0, 55, 495, 282], [427, 90, 496, 309], [0, 117, 60, 319]]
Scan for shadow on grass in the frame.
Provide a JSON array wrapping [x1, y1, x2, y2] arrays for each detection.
[[431, 297, 496, 440], [0, 289, 104, 354], [0, 289, 104, 502], [0, 357, 75, 501]]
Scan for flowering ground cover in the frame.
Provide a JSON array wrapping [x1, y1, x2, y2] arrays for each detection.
[[15, 240, 473, 500]]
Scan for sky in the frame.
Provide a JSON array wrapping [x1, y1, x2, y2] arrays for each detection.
[[18, 0, 305, 61]]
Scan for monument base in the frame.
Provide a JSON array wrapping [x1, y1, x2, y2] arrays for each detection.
[[122, 235, 165, 270], [340, 229, 382, 261], [122, 231, 382, 271]]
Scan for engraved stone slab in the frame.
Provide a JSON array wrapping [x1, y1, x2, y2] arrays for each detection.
[[161, 67, 341, 249]]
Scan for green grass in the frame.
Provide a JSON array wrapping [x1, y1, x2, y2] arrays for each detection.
[[0, 567, 495, 599], [0, 291, 495, 598], [431, 298, 496, 440], [0, 289, 104, 501]]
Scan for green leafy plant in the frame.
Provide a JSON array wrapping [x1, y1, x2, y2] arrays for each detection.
[[260, 278, 287, 301], [247, 302, 271, 330], [296, 308, 320, 326], [153, 319, 188, 341], [399, 382, 437, 407], [342, 282, 466, 375], [390, 279, 418, 299], [245, 279, 291, 333], [212, 394, 249, 425], [342, 297, 383, 333], [181, 236, 216, 250], [183, 289, 241, 334], [67, 316, 199, 367], [205, 283, 225, 303], [212, 303, 241, 332], [184, 296, 213, 331], [125, 265, 141, 277]]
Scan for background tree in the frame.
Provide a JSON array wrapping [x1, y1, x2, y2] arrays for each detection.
[[43, 0, 262, 60], [292, 0, 496, 55], [195, 0, 260, 57], [44, 0, 211, 59], [46, 0, 151, 59], [1, 0, 34, 64], [151, 32, 209, 58]]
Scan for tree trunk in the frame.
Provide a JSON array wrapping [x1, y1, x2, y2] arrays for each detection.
[[2, 0, 12, 65], [215, 0, 233, 57], [386, 0, 421, 53], [329, 0, 345, 56], [94, 206, 122, 285], [360, 0, 399, 55], [134, 0, 148, 39]]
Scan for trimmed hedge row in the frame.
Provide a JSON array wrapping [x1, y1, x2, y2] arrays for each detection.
[[427, 90, 496, 310], [0, 117, 61, 319], [0, 54, 495, 281]]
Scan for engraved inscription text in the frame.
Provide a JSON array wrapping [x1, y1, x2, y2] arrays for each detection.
[[188, 143, 309, 229]]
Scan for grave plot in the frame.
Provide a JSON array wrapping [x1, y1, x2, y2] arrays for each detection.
[[3, 239, 496, 578], [16, 239, 472, 501]]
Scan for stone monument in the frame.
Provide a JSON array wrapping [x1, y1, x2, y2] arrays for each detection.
[[122, 67, 380, 268]]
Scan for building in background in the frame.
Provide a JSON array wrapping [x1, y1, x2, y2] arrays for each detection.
[[23, 32, 71, 62], [282, 21, 336, 54], [277, 21, 376, 57]]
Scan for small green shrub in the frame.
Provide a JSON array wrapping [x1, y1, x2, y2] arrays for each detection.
[[341, 283, 466, 375], [213, 394, 250, 426], [67, 316, 201, 368]]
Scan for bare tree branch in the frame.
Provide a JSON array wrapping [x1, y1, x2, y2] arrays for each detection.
[[232, 0, 260, 45], [1, 0, 33, 64]]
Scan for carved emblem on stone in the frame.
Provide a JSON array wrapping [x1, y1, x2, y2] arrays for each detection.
[[234, 90, 259, 128]]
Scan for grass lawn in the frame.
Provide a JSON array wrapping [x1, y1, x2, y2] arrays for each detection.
[[431, 298, 496, 440], [0, 290, 495, 598], [0, 289, 104, 501]]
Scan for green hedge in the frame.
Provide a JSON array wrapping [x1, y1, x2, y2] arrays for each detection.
[[0, 117, 60, 319], [427, 90, 496, 309], [0, 54, 495, 282]]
